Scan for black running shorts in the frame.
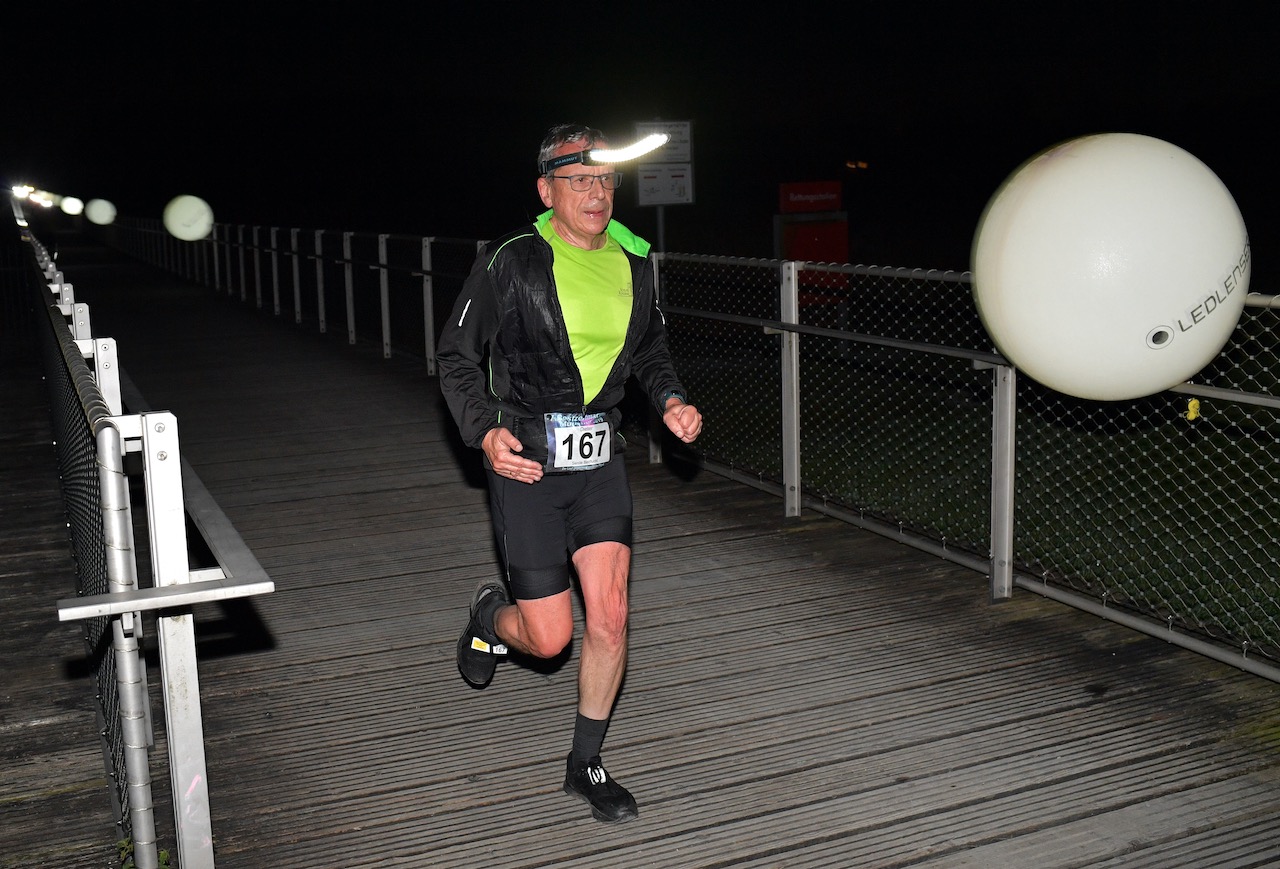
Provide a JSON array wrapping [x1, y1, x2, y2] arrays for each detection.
[[486, 456, 634, 601]]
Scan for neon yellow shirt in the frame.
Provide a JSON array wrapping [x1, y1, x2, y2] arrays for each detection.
[[539, 219, 633, 405]]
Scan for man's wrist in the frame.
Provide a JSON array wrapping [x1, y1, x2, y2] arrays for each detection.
[[661, 390, 685, 409]]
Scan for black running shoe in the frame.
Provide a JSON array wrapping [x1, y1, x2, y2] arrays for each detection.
[[563, 754, 639, 823], [456, 582, 508, 688]]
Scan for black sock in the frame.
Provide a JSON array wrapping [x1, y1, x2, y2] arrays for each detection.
[[477, 589, 503, 637], [571, 713, 609, 765]]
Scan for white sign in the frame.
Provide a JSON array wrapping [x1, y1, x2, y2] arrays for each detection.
[[635, 120, 692, 164], [635, 120, 692, 206], [637, 163, 695, 206]]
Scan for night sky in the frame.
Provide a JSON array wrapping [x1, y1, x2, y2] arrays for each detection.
[[5, 3, 1276, 281]]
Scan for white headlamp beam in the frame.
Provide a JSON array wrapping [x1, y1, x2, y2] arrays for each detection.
[[539, 133, 670, 174], [587, 133, 670, 165]]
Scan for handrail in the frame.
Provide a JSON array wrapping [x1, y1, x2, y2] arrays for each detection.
[[19, 213, 272, 868]]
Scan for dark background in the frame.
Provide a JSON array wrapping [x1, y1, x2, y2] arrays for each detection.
[[4, 3, 1275, 282]]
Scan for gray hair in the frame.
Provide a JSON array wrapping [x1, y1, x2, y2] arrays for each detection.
[[537, 124, 608, 175]]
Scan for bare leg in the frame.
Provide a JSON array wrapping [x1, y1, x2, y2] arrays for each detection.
[[486, 540, 630, 717], [559, 540, 638, 821], [494, 590, 573, 659], [571, 541, 631, 719]]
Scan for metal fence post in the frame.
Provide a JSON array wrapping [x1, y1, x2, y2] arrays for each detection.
[[237, 225, 247, 303], [422, 236, 437, 375], [223, 225, 234, 297], [291, 228, 302, 325], [85, 337, 122, 414], [251, 225, 263, 309], [270, 226, 281, 316], [377, 234, 391, 358], [68, 302, 92, 340], [314, 230, 327, 334], [989, 363, 1016, 600], [343, 231, 356, 345], [780, 261, 801, 517], [139, 412, 215, 868]]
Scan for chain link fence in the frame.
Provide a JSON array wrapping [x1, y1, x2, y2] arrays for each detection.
[[1014, 310, 1280, 663], [108, 219, 1280, 676], [657, 253, 1280, 672], [17, 231, 146, 844]]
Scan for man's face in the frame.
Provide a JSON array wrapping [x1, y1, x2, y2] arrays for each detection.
[[536, 141, 616, 250]]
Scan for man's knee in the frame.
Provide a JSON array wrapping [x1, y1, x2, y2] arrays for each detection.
[[515, 604, 574, 659], [585, 597, 629, 648], [525, 624, 573, 659], [574, 541, 631, 647], [581, 583, 630, 653]]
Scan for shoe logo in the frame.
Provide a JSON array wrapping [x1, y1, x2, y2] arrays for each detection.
[[470, 638, 508, 655], [587, 766, 608, 786]]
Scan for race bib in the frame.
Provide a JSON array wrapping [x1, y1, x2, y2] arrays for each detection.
[[544, 412, 611, 471]]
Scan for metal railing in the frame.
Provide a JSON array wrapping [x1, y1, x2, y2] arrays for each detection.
[[109, 216, 481, 375], [16, 213, 274, 867], [106, 216, 1280, 682], [659, 254, 1280, 681]]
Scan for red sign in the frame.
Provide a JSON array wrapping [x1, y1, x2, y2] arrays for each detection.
[[779, 181, 843, 214], [780, 218, 848, 265]]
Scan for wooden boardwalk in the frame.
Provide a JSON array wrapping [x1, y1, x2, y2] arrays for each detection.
[[5, 231, 1280, 868]]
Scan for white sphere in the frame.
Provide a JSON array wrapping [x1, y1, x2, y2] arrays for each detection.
[[163, 194, 214, 241], [971, 133, 1250, 401], [84, 198, 116, 225], [60, 196, 85, 216]]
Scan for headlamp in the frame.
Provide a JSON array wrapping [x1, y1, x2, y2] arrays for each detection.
[[538, 133, 670, 175]]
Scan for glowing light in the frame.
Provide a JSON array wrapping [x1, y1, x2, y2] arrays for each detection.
[[588, 133, 670, 164], [163, 194, 214, 240], [60, 196, 85, 216], [85, 199, 117, 226]]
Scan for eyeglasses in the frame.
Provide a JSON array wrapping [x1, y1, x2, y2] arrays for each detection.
[[549, 172, 623, 192]]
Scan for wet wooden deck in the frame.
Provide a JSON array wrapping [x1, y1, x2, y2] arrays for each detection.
[[5, 232, 1280, 868]]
